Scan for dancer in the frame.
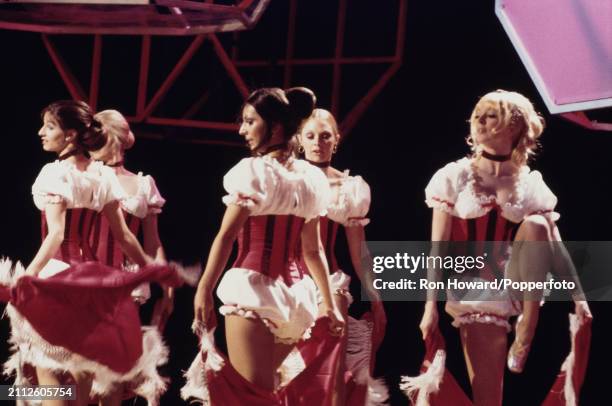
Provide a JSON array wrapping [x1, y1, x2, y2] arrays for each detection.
[[91, 109, 173, 327], [88, 109, 174, 405], [413, 90, 590, 405], [295, 108, 387, 405], [184, 87, 344, 404], [1, 100, 183, 406]]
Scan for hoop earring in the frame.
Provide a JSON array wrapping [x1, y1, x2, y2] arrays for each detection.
[[332, 143, 338, 154], [297, 144, 304, 154]]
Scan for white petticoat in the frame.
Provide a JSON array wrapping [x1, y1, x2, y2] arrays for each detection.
[[217, 267, 319, 344]]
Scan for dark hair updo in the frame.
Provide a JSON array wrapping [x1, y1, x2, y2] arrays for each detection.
[[42, 100, 106, 152], [245, 87, 316, 149]]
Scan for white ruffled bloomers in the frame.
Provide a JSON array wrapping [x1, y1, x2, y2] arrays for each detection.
[[216, 267, 320, 344], [0, 259, 169, 406]]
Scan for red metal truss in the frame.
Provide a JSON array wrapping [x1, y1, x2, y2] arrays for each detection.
[[0, 0, 271, 35], [1, 0, 407, 144]]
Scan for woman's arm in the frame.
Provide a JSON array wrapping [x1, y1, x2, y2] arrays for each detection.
[[25, 202, 66, 276], [420, 208, 453, 339], [345, 224, 387, 348], [194, 204, 250, 324], [345, 225, 379, 300], [142, 214, 166, 262], [301, 218, 345, 335], [550, 224, 592, 319], [103, 200, 151, 266], [143, 213, 175, 328]]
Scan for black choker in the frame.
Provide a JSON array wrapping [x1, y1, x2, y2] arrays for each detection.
[[306, 159, 331, 168], [256, 143, 287, 157], [58, 149, 79, 161], [481, 150, 512, 162], [107, 161, 124, 167]]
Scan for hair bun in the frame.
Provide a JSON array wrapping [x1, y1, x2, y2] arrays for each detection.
[[285, 87, 316, 121]]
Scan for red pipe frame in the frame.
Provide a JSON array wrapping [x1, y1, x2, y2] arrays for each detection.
[[40, 0, 407, 144]]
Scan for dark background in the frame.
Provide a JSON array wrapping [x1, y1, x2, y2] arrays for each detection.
[[0, 1, 610, 405]]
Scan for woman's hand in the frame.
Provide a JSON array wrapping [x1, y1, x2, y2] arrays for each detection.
[[419, 303, 439, 340], [152, 287, 174, 332], [144, 254, 157, 266], [574, 300, 593, 323], [24, 265, 39, 277], [194, 284, 216, 330], [322, 304, 346, 337]]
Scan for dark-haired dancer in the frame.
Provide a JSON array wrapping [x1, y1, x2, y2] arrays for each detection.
[[1, 100, 184, 406], [183, 88, 344, 404], [290, 108, 387, 406], [403, 90, 591, 406]]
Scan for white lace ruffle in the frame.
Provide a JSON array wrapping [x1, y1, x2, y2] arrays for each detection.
[[180, 324, 225, 405], [450, 312, 512, 331], [345, 217, 371, 227], [346, 316, 389, 405], [424, 196, 457, 216], [399, 350, 446, 406], [425, 157, 560, 223], [221, 193, 259, 209], [445, 296, 518, 332]]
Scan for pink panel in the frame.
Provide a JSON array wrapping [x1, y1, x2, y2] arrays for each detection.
[[500, 0, 612, 105]]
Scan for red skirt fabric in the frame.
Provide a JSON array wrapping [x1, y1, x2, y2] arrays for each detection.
[[345, 312, 388, 406], [402, 314, 592, 406], [278, 312, 388, 406], [542, 314, 592, 406], [400, 327, 472, 406], [182, 317, 341, 405], [0, 261, 183, 374]]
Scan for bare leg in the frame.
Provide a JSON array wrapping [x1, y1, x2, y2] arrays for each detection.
[[225, 314, 278, 390], [72, 371, 93, 406], [273, 342, 295, 372], [37, 368, 92, 406], [508, 215, 554, 372], [36, 368, 67, 406], [460, 323, 507, 406], [99, 383, 123, 406]]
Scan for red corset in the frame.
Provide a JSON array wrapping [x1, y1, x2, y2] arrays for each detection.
[[91, 211, 142, 268], [41, 208, 98, 263], [450, 207, 520, 279], [297, 216, 340, 275], [232, 215, 306, 286]]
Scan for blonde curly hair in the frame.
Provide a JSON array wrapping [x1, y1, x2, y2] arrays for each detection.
[[467, 90, 545, 166]]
